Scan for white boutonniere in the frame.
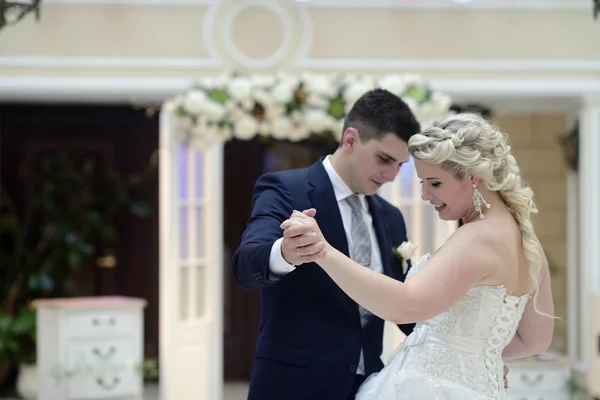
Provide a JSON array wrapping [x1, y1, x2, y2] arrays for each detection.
[[393, 241, 417, 274]]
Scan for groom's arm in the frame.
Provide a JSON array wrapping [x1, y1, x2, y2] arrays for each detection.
[[231, 173, 297, 291]]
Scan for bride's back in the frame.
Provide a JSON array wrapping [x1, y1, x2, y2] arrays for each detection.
[[396, 253, 529, 399], [474, 208, 538, 298]]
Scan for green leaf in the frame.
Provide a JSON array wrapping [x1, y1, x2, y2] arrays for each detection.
[[28, 272, 55, 293], [328, 97, 346, 119], [405, 85, 428, 104], [129, 201, 151, 217], [208, 89, 229, 104], [176, 105, 187, 117]]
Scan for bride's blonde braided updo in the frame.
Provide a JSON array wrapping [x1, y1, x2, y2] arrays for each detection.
[[408, 113, 547, 315]]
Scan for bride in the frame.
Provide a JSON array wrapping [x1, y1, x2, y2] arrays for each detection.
[[281, 113, 555, 399]]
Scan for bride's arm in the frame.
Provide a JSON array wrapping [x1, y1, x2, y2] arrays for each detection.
[[503, 245, 555, 359], [290, 213, 492, 324]]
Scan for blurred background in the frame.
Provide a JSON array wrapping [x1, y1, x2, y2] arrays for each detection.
[[0, 0, 599, 399]]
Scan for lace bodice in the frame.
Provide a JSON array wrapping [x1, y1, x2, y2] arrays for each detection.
[[357, 253, 530, 400]]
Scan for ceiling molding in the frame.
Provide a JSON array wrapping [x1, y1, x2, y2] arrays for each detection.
[[44, 0, 218, 5], [0, 56, 221, 69], [295, 59, 600, 72], [301, 0, 592, 10]]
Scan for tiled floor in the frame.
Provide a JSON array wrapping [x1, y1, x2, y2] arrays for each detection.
[[1, 382, 250, 400], [144, 382, 249, 400]]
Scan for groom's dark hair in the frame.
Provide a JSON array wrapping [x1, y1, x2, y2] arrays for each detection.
[[341, 88, 420, 146]]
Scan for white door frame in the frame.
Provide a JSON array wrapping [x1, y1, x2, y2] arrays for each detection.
[[1, 76, 597, 399], [158, 112, 224, 400]]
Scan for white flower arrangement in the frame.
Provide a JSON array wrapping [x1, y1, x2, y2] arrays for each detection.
[[163, 72, 453, 150], [394, 241, 418, 275]]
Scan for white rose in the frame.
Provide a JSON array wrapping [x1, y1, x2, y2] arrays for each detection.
[[289, 126, 310, 142], [253, 89, 270, 105], [259, 122, 271, 136], [271, 116, 293, 140], [290, 110, 304, 124], [396, 241, 417, 274], [343, 81, 372, 108], [377, 75, 407, 96], [219, 125, 233, 142], [227, 103, 244, 121], [271, 82, 294, 104], [304, 109, 334, 133], [334, 119, 345, 142], [233, 115, 258, 140], [202, 101, 225, 123], [306, 93, 330, 109], [306, 74, 337, 98], [266, 104, 286, 120], [191, 117, 207, 137], [397, 241, 417, 260], [402, 97, 419, 113], [404, 74, 425, 87], [182, 90, 207, 115], [429, 91, 452, 116], [241, 99, 255, 111], [227, 77, 252, 101]]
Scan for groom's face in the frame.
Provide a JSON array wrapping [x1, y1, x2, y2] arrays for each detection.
[[348, 131, 410, 195]]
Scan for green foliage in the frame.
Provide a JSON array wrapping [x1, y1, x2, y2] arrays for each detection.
[[0, 149, 156, 365], [0, 308, 36, 366]]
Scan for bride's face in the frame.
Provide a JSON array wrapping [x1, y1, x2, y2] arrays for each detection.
[[414, 158, 475, 221]]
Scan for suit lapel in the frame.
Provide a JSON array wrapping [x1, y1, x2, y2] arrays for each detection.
[[307, 161, 349, 258], [307, 160, 359, 319], [367, 196, 397, 280]]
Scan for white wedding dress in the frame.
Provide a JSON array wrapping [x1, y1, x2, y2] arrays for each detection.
[[356, 253, 530, 400]]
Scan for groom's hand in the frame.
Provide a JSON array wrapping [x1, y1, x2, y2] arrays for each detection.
[[280, 209, 321, 265]]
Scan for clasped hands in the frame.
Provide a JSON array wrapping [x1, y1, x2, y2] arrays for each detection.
[[279, 208, 330, 265]]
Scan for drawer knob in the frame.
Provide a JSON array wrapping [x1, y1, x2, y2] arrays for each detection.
[[96, 376, 120, 390], [91, 317, 117, 327], [519, 373, 544, 386], [92, 346, 116, 361]]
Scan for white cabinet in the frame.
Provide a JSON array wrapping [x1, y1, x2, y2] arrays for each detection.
[[32, 296, 147, 400], [506, 355, 572, 400]]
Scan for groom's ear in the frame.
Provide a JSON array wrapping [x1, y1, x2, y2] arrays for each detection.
[[342, 128, 359, 152]]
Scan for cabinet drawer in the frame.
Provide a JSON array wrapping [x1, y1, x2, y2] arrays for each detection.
[[66, 310, 134, 338], [508, 391, 570, 400], [66, 339, 141, 399], [506, 368, 570, 392]]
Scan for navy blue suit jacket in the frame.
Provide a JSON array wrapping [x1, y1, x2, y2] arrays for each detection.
[[231, 159, 415, 400]]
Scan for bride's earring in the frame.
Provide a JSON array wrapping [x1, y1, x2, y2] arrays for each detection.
[[472, 184, 491, 219]]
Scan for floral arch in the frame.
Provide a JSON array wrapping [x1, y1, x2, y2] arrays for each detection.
[[163, 72, 453, 149]]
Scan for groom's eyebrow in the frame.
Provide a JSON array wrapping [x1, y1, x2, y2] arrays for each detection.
[[378, 151, 408, 164]]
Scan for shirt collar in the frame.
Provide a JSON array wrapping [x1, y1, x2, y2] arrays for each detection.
[[322, 155, 368, 211]]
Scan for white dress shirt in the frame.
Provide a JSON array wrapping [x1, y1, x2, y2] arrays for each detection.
[[269, 155, 383, 375]]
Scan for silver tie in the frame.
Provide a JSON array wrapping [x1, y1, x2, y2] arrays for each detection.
[[345, 195, 372, 267], [345, 195, 374, 374]]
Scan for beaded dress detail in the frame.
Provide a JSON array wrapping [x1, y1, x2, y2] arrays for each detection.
[[356, 253, 530, 400]]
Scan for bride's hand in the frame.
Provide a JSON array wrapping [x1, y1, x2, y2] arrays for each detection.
[[280, 209, 331, 262]]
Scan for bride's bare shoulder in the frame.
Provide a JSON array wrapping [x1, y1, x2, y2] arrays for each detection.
[[435, 220, 507, 263]]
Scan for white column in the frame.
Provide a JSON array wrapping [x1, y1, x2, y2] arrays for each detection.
[[578, 100, 600, 395]]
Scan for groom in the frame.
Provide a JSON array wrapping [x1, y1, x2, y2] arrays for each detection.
[[231, 89, 421, 400]]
